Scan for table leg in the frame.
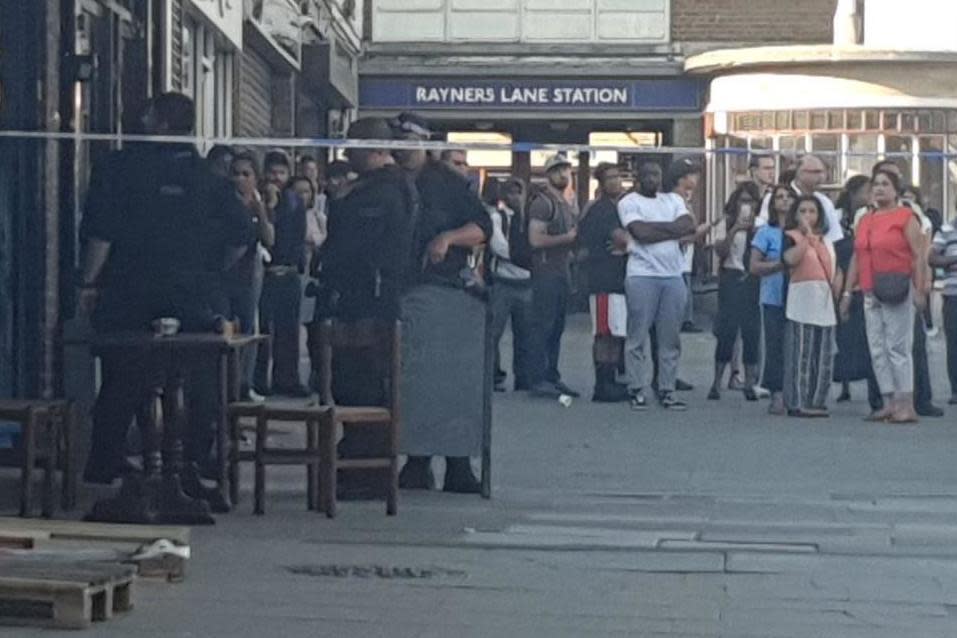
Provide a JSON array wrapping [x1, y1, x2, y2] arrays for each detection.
[[20, 409, 36, 517], [217, 351, 232, 507]]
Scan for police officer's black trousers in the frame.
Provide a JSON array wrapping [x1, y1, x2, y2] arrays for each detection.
[[85, 352, 151, 483]]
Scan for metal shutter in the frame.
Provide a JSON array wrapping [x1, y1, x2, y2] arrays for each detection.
[[238, 48, 272, 137]]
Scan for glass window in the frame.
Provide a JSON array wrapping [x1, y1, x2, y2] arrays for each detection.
[[724, 135, 750, 186], [865, 111, 881, 130], [847, 110, 863, 130], [811, 134, 839, 178], [919, 136, 945, 213], [761, 112, 775, 130], [948, 135, 957, 221], [846, 133, 879, 179], [885, 135, 914, 181], [778, 135, 806, 167], [810, 111, 827, 130], [776, 111, 791, 130], [181, 22, 194, 99], [883, 111, 901, 131], [794, 111, 809, 130], [901, 112, 917, 133], [828, 110, 845, 130]]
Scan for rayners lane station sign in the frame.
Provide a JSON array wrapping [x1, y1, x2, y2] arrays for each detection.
[[360, 78, 704, 112]]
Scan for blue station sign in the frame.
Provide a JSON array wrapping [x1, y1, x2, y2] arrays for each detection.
[[360, 77, 704, 112]]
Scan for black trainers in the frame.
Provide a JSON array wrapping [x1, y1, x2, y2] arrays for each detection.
[[629, 391, 648, 411], [675, 378, 694, 392], [659, 391, 687, 411], [553, 381, 581, 399]]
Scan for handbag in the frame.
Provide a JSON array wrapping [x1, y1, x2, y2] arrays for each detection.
[[872, 271, 910, 305]]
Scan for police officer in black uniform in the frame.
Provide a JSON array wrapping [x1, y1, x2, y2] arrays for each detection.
[[390, 113, 492, 494], [78, 93, 253, 484], [319, 117, 413, 498]]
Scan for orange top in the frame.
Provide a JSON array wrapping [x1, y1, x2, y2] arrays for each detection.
[[785, 230, 833, 284], [854, 207, 914, 292]]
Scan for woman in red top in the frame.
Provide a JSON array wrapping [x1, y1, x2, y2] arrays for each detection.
[[840, 169, 926, 423]]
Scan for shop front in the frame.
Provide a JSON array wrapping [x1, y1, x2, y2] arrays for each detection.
[[686, 47, 957, 223], [359, 75, 706, 204]]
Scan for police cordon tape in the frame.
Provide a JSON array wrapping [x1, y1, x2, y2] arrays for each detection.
[[0, 129, 955, 160]]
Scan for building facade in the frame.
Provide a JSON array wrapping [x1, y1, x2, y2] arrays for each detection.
[[689, 0, 957, 220], [0, 0, 360, 397], [358, 0, 838, 204]]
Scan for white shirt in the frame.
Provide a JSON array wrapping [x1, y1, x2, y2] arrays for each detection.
[[758, 181, 844, 244], [488, 205, 530, 281], [666, 193, 696, 274], [618, 192, 689, 278], [712, 222, 749, 271]]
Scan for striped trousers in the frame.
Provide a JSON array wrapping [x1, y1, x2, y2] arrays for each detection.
[[783, 320, 835, 412]]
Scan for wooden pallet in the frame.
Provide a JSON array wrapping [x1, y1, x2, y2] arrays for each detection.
[[0, 518, 189, 581], [0, 562, 135, 629], [0, 517, 190, 545]]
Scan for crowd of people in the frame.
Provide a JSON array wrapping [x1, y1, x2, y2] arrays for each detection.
[[551, 152, 950, 423], [77, 91, 955, 502]]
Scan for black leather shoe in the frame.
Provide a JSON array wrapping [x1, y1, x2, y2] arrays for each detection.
[[917, 404, 945, 417], [675, 379, 694, 392], [592, 383, 630, 403], [399, 457, 433, 490], [443, 458, 481, 494], [553, 381, 581, 398]]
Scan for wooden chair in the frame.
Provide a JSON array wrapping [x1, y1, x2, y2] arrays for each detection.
[[0, 400, 76, 517], [318, 318, 402, 518], [226, 401, 331, 515]]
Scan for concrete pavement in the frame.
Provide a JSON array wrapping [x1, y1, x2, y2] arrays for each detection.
[[4, 313, 957, 637]]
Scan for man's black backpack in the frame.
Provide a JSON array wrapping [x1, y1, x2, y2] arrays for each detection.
[[504, 204, 533, 271]]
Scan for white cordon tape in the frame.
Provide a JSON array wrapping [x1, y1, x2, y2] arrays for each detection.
[[0, 129, 952, 159]]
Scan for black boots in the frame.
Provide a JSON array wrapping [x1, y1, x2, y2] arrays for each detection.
[[443, 457, 481, 494], [592, 364, 629, 403], [400, 456, 481, 494], [398, 456, 434, 490]]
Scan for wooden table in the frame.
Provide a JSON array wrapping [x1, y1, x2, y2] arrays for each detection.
[[81, 332, 265, 525]]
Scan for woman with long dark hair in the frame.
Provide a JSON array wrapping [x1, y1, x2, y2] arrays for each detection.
[[833, 175, 881, 407], [750, 184, 796, 414], [708, 182, 763, 401], [783, 195, 840, 417], [226, 151, 275, 400]]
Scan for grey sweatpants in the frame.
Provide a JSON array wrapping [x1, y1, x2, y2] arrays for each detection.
[[625, 275, 686, 394]]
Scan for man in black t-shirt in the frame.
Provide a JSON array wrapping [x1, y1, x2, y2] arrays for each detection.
[[579, 163, 629, 402]]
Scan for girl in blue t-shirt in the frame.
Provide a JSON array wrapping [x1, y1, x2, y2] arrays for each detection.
[[750, 184, 796, 414]]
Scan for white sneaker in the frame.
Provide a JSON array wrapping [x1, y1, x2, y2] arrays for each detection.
[[753, 386, 771, 399], [927, 326, 940, 338], [246, 389, 266, 403]]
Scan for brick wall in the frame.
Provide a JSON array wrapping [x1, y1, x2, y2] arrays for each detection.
[[672, 0, 837, 44]]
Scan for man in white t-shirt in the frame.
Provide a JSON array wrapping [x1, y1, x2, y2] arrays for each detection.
[[618, 162, 696, 411], [758, 155, 843, 244]]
